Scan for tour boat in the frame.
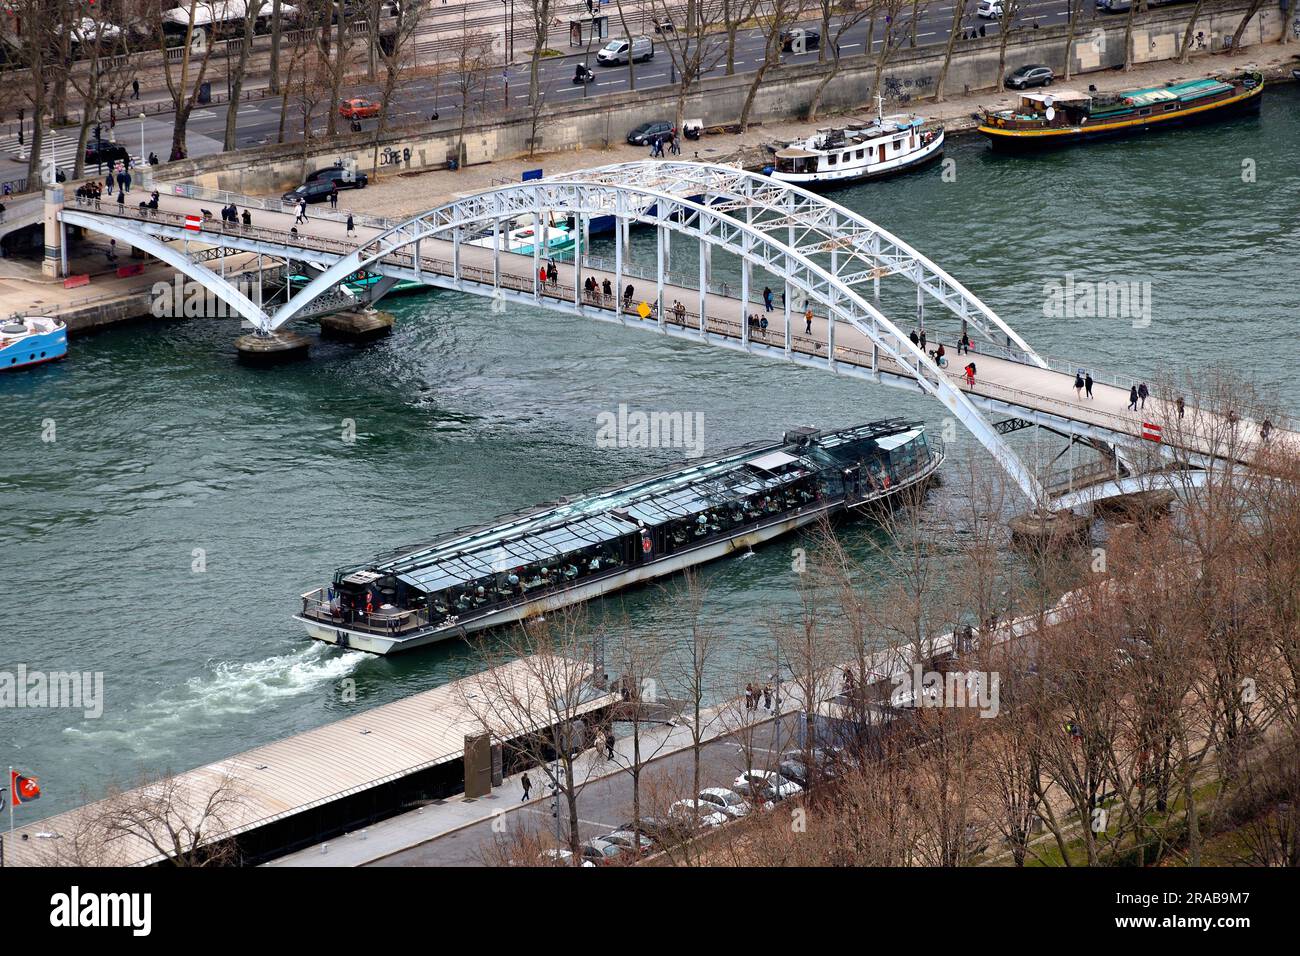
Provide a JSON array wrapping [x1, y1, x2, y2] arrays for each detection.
[[978, 70, 1263, 151], [770, 99, 944, 188], [296, 420, 943, 655], [0, 316, 68, 371], [464, 214, 575, 256]]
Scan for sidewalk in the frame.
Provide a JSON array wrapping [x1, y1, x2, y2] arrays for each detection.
[[268, 693, 794, 867]]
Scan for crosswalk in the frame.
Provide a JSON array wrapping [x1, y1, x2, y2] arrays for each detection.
[[0, 127, 140, 176]]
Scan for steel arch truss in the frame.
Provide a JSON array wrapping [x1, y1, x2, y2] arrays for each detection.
[[61, 208, 272, 328], [567, 162, 1046, 366], [271, 165, 1047, 501]]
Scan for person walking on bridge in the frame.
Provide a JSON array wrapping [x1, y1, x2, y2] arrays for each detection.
[[1137, 382, 1149, 410], [345, 212, 356, 237], [1128, 385, 1139, 411], [805, 307, 814, 335], [1085, 372, 1094, 400], [295, 198, 307, 224], [520, 772, 531, 801], [1074, 371, 1084, 400], [958, 330, 970, 355]]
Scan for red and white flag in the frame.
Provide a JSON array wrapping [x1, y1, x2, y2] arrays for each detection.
[[184, 214, 202, 232], [10, 769, 40, 806], [1142, 422, 1162, 443]]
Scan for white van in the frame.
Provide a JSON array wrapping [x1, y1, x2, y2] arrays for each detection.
[[977, 0, 1004, 17], [596, 35, 654, 66]]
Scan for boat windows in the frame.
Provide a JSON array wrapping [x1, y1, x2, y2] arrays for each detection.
[[826, 154, 837, 165], [856, 149, 865, 160]]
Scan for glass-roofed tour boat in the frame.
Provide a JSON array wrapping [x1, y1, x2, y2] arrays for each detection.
[[297, 420, 942, 655]]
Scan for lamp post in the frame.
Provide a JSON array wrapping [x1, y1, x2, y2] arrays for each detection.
[[501, 0, 514, 62], [139, 113, 146, 165]]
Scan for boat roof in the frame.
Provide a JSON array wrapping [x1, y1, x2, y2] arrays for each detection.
[[1020, 89, 1089, 104], [355, 420, 923, 593], [1127, 77, 1233, 105]]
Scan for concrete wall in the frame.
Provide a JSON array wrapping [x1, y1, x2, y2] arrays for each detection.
[[165, 3, 1283, 196]]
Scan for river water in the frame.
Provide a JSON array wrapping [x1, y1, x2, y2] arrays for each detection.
[[3, 86, 1296, 816]]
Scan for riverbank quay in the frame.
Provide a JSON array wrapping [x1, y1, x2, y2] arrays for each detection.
[[0, 655, 617, 867], [276, 594, 1069, 867], [156, 2, 1288, 199]]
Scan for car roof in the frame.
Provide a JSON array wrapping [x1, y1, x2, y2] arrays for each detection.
[[700, 787, 739, 798]]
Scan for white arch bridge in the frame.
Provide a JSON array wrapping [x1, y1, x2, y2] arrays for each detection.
[[57, 161, 1286, 508]]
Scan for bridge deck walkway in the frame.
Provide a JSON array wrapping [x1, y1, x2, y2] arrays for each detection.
[[63, 192, 1289, 466]]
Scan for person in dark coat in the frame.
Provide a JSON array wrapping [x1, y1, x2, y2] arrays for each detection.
[[1128, 385, 1139, 411], [605, 724, 615, 760], [345, 212, 355, 237], [1084, 372, 1093, 399], [520, 772, 531, 801], [1137, 382, 1149, 410]]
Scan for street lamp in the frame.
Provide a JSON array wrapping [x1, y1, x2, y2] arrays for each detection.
[[501, 0, 514, 62], [139, 113, 146, 166]]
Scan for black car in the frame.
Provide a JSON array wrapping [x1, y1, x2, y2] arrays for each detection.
[[627, 120, 673, 146], [85, 140, 130, 167], [306, 166, 369, 190], [1005, 64, 1054, 90], [780, 27, 820, 52], [282, 179, 338, 205]]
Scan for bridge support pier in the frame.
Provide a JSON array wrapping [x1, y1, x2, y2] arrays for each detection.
[[1094, 489, 1177, 525], [235, 330, 311, 365], [320, 309, 394, 342], [1008, 509, 1091, 548], [43, 186, 65, 278]]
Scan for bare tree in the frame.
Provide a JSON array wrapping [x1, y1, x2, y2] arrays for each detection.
[[806, 0, 877, 122], [934, 0, 970, 101], [993, 0, 1022, 92], [650, 0, 727, 133], [1061, 0, 1087, 82], [153, 0, 218, 161], [1178, 0, 1208, 64], [1229, 0, 1266, 52], [1121, 0, 1144, 72], [225, 1, 267, 150], [739, 0, 805, 130], [370, 0, 427, 176]]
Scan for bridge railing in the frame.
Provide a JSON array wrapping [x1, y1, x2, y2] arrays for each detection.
[[160, 181, 401, 233]]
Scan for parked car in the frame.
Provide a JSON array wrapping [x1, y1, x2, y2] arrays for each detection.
[[667, 799, 728, 829], [597, 35, 654, 66], [626, 120, 673, 146], [732, 770, 803, 804], [697, 787, 751, 820], [579, 838, 627, 865], [1005, 64, 1054, 90], [600, 829, 656, 856], [306, 166, 369, 190], [779, 27, 820, 52], [282, 180, 338, 205], [536, 848, 595, 867], [339, 97, 382, 120], [84, 140, 130, 167], [57, 17, 124, 46], [977, 0, 1005, 17]]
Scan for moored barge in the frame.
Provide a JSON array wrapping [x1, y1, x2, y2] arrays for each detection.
[[297, 420, 942, 654], [978, 70, 1263, 151]]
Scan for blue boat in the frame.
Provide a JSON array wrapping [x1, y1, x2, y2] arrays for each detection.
[[0, 316, 68, 371]]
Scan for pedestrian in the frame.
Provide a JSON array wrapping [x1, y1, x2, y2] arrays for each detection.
[[1085, 372, 1093, 399], [116, 189, 125, 209], [762, 684, 772, 711], [345, 212, 355, 237], [105, 170, 114, 191], [594, 727, 607, 759], [106, 238, 117, 262], [919, 329, 927, 352], [910, 328, 919, 348], [669, 130, 680, 155], [132, 78, 140, 100], [958, 331, 970, 355], [601, 277, 612, 299], [623, 283, 634, 310], [295, 199, 307, 224], [804, 307, 813, 334], [965, 362, 976, 387], [745, 682, 754, 711], [124, 169, 131, 193], [538, 264, 547, 286], [547, 260, 558, 284], [242, 208, 251, 227], [1128, 385, 1138, 411], [1074, 371, 1084, 400], [605, 724, 615, 760], [1137, 382, 1149, 410], [1261, 418, 1273, 443], [329, 186, 338, 210], [520, 771, 531, 801], [1175, 396, 1184, 419], [763, 286, 773, 312]]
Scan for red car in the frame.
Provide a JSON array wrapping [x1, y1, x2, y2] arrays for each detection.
[[339, 97, 382, 120]]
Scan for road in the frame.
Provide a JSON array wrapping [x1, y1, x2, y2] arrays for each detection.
[[2, 0, 1096, 183]]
